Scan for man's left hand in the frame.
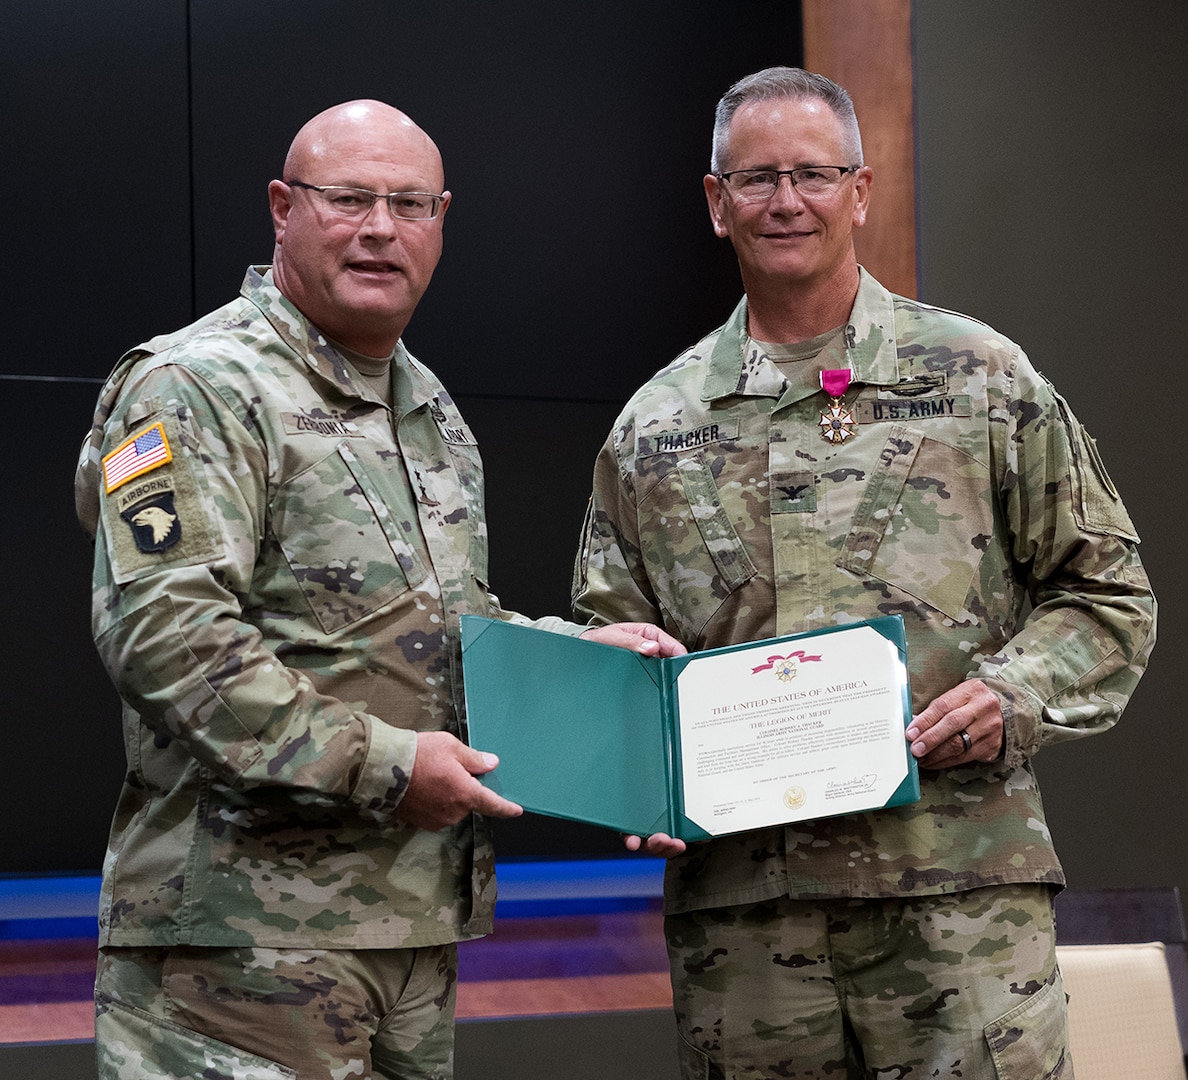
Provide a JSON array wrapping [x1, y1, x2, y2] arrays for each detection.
[[905, 679, 1004, 768], [581, 623, 687, 658]]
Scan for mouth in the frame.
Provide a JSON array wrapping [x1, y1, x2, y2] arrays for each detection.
[[346, 260, 402, 277], [761, 228, 815, 242]]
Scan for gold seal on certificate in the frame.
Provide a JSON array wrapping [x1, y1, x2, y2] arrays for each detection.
[[783, 786, 807, 810]]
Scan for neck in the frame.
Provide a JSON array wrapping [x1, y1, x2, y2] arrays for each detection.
[[742, 262, 860, 344], [320, 325, 401, 360], [271, 254, 405, 358]]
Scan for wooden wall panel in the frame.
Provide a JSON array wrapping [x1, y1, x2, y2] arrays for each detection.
[[802, 0, 917, 298]]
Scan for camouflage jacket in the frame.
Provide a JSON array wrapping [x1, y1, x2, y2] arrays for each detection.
[[75, 267, 578, 949], [573, 270, 1155, 912]]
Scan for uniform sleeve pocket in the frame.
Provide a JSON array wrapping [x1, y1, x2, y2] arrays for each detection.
[[1053, 390, 1140, 542], [104, 409, 220, 584]]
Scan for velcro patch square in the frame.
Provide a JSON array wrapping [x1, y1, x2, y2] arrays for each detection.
[[103, 422, 173, 493]]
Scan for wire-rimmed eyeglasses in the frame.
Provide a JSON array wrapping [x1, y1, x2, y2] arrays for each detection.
[[716, 166, 860, 201], [286, 180, 445, 220]]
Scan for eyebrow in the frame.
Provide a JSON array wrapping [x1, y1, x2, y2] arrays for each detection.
[[731, 162, 834, 171]]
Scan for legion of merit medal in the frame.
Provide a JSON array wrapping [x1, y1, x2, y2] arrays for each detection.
[[819, 368, 857, 444]]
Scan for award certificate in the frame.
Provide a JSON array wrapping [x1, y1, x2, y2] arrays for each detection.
[[460, 614, 919, 841], [674, 623, 914, 835]]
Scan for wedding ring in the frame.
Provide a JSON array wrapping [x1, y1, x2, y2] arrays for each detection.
[[959, 730, 973, 754]]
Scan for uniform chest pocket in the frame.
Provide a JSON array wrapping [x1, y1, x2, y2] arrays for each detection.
[[837, 425, 992, 621], [443, 439, 489, 582], [270, 442, 428, 634], [637, 451, 757, 641]]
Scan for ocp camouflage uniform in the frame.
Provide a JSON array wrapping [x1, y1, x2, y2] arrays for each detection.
[[572, 269, 1156, 1079], [76, 266, 579, 1079]]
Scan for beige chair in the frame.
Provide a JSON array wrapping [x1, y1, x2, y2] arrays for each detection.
[[1056, 888, 1188, 1079], [1059, 941, 1185, 1078]]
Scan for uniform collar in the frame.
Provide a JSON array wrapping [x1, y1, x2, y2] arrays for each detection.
[[242, 265, 433, 406], [702, 268, 901, 403]]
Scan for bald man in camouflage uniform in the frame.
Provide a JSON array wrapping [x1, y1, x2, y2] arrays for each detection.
[[76, 100, 679, 1080], [572, 67, 1155, 1079]]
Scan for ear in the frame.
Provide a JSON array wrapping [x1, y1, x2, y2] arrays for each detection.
[[850, 166, 873, 229], [704, 174, 729, 238], [268, 179, 294, 242]]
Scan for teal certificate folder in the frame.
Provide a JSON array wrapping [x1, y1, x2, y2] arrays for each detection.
[[460, 614, 919, 842]]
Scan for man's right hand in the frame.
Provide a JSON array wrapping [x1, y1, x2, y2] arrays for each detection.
[[623, 832, 687, 857], [397, 731, 523, 831]]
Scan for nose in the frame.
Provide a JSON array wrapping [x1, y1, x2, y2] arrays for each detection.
[[767, 173, 805, 211], [360, 196, 400, 234]]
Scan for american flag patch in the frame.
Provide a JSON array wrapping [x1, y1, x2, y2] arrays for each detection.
[[103, 422, 173, 493]]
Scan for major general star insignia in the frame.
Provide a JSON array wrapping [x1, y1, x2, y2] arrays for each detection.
[[819, 399, 858, 443]]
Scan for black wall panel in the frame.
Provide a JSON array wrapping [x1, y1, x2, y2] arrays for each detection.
[[185, 0, 796, 403], [4, 378, 126, 873], [1, 0, 191, 873], [1, 0, 803, 871], [0, 0, 192, 378]]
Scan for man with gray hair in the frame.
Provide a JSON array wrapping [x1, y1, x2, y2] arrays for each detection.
[[76, 99, 681, 1080], [573, 66, 1155, 1077]]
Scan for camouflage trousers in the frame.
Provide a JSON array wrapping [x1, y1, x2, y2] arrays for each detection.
[[94, 942, 458, 1080], [665, 884, 1070, 1080]]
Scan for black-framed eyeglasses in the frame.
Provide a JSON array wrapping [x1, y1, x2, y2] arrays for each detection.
[[286, 180, 445, 220], [716, 166, 860, 201]]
